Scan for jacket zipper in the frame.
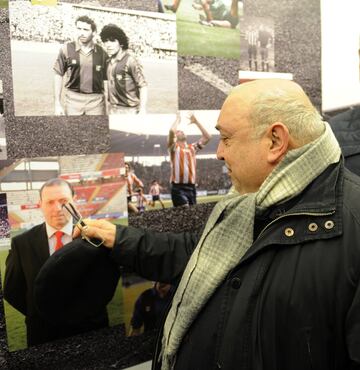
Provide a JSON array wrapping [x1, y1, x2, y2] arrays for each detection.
[[257, 210, 336, 240]]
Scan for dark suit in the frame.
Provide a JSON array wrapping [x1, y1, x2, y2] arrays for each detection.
[[4, 223, 109, 347]]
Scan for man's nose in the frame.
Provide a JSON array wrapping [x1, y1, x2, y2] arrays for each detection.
[[216, 141, 224, 160], [54, 202, 63, 211]]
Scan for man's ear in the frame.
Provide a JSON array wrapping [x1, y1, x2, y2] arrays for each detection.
[[265, 122, 290, 164]]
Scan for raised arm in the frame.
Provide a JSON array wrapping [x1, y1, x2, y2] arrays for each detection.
[[168, 112, 181, 149], [188, 112, 212, 146]]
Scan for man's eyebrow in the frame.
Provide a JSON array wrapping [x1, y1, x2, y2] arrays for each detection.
[[215, 124, 230, 135]]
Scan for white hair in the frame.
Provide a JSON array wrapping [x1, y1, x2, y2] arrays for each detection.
[[249, 88, 324, 145]]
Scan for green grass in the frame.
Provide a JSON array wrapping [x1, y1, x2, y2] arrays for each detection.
[[177, 21, 240, 59], [140, 194, 224, 212], [171, 0, 241, 59], [0, 249, 27, 351], [31, 0, 57, 5], [0, 0, 8, 8]]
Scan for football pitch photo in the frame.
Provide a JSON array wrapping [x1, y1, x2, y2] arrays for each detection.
[[168, 0, 242, 59]]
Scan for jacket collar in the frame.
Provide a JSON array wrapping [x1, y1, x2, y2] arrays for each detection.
[[273, 160, 341, 215], [240, 161, 344, 265]]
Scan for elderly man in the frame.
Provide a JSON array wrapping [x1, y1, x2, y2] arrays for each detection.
[[74, 79, 360, 369], [4, 178, 109, 347]]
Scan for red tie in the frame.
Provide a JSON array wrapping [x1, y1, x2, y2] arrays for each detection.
[[54, 231, 64, 251]]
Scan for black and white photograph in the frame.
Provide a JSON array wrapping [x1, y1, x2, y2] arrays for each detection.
[[9, 0, 178, 116], [239, 15, 274, 73]]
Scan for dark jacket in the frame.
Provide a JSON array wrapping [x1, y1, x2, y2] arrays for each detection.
[[4, 223, 109, 347], [330, 106, 360, 176], [111, 162, 360, 370]]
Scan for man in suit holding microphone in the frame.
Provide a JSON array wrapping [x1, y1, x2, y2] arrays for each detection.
[[4, 178, 108, 347]]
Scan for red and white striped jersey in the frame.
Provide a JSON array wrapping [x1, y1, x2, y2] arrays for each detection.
[[169, 141, 203, 184], [126, 172, 144, 196]]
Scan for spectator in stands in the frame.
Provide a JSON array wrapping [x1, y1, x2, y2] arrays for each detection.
[[3, 178, 109, 347], [125, 162, 144, 213], [135, 187, 148, 213], [0, 194, 10, 239], [100, 24, 148, 115], [149, 180, 165, 209], [129, 282, 173, 336], [53, 15, 107, 116], [168, 112, 211, 207]]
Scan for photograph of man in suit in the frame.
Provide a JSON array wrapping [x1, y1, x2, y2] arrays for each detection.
[[3, 178, 109, 347]]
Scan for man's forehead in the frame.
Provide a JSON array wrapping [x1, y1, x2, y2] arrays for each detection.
[[217, 93, 250, 130], [41, 184, 72, 199], [76, 21, 92, 30]]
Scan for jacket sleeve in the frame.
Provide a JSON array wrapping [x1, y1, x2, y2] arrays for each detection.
[[110, 225, 199, 284], [3, 237, 27, 315]]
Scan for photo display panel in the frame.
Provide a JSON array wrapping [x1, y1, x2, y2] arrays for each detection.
[[0, 153, 127, 352], [9, 0, 177, 116], [0, 0, 325, 368]]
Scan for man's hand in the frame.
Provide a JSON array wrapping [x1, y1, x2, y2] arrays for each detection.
[[55, 102, 65, 116], [73, 219, 116, 249], [187, 111, 198, 125]]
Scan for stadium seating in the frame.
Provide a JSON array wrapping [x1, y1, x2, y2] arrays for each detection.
[[99, 153, 125, 171], [10, 1, 176, 60]]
